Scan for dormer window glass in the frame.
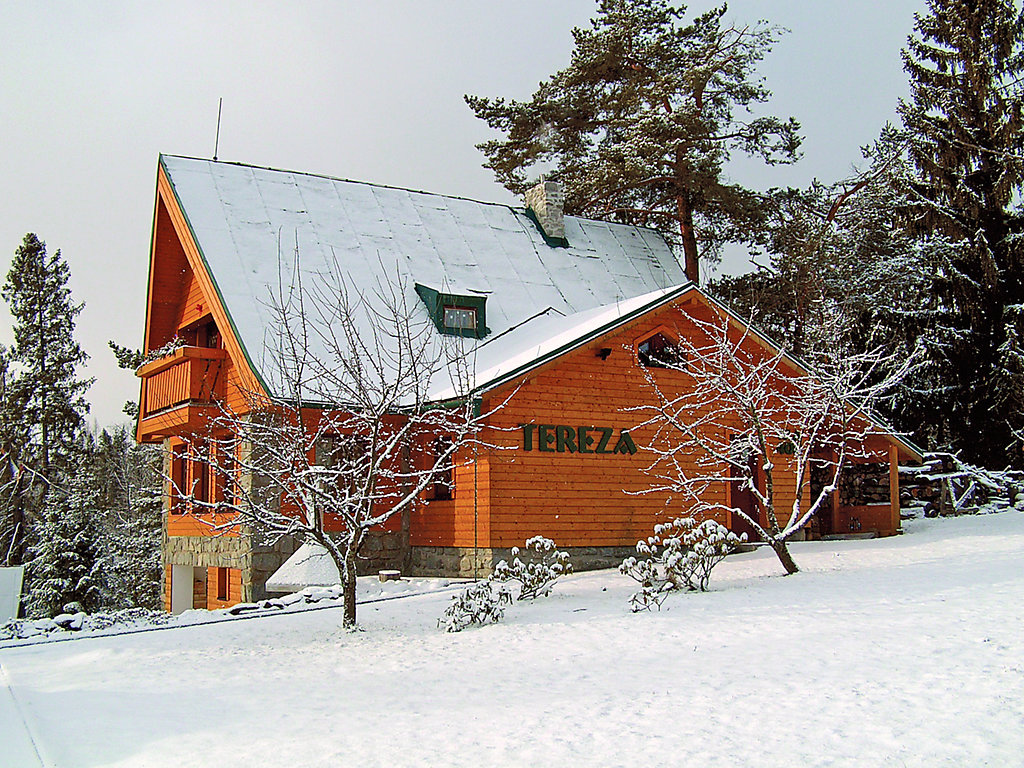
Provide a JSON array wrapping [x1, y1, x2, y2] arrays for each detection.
[[415, 284, 488, 339], [443, 306, 477, 331]]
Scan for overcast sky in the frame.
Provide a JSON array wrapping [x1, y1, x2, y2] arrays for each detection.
[[0, 0, 925, 429]]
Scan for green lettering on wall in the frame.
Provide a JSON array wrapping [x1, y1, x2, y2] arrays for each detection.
[[537, 424, 555, 452], [577, 427, 593, 453], [613, 431, 638, 455], [555, 425, 577, 453], [520, 423, 638, 457]]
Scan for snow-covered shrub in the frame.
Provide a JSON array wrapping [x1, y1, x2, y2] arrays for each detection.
[[620, 518, 743, 611], [438, 580, 512, 633], [492, 536, 573, 600], [0, 607, 174, 642]]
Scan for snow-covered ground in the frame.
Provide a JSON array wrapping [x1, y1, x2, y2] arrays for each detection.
[[2, 513, 1022, 768]]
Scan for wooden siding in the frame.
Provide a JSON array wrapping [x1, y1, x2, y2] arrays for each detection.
[[479, 308, 709, 548], [205, 567, 242, 610], [422, 294, 897, 549]]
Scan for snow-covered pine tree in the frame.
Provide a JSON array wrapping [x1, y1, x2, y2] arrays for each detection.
[[898, 0, 1024, 467], [711, 131, 926, 362], [465, 0, 801, 283], [0, 346, 31, 566], [3, 234, 94, 612], [2, 234, 92, 487], [23, 463, 104, 618], [89, 427, 162, 610]]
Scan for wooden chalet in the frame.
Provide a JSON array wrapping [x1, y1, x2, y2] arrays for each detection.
[[138, 155, 922, 612]]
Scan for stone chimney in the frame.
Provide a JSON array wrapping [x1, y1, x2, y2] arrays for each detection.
[[524, 180, 565, 242]]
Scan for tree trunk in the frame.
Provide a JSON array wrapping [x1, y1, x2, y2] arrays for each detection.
[[342, 537, 359, 628], [677, 193, 700, 285], [770, 538, 800, 575]]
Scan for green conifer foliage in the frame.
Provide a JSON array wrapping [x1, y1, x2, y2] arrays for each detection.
[[2, 234, 92, 480], [23, 468, 103, 617], [466, 0, 801, 283], [0, 346, 31, 566], [898, 0, 1024, 466]]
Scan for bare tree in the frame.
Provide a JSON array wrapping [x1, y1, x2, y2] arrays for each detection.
[[631, 304, 916, 575], [175, 254, 499, 628]]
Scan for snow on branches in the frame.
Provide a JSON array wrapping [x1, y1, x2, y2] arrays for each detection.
[[492, 535, 572, 601], [439, 536, 572, 631], [620, 517, 742, 611], [630, 305, 916, 575], [169, 251, 507, 629], [438, 580, 513, 633]]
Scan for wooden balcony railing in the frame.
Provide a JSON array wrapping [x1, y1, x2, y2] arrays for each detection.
[[137, 347, 227, 418]]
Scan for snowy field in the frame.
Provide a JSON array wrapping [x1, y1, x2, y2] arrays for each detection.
[[2, 513, 1022, 768]]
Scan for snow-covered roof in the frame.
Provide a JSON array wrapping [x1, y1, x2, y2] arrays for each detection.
[[160, 155, 687, 400], [264, 542, 340, 593], [432, 283, 691, 399]]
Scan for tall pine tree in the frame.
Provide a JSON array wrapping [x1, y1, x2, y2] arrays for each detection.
[[898, 0, 1024, 467], [0, 346, 30, 566], [2, 234, 92, 486], [466, 0, 800, 283]]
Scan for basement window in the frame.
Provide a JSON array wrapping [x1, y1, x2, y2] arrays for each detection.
[[415, 284, 488, 339]]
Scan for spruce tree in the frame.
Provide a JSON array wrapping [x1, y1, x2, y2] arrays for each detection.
[[898, 0, 1024, 467], [0, 346, 30, 566], [466, 0, 800, 283], [23, 465, 103, 617], [2, 234, 92, 485], [90, 427, 163, 610]]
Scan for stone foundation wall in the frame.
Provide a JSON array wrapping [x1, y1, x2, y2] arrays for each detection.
[[163, 533, 300, 603], [356, 529, 410, 575], [409, 544, 636, 577]]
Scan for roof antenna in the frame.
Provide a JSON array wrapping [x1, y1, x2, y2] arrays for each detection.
[[213, 97, 223, 161]]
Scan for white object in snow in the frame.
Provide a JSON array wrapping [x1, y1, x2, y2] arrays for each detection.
[[265, 543, 340, 593], [379, 570, 401, 582], [0, 566, 24, 621]]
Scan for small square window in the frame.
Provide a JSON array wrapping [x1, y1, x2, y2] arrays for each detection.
[[443, 306, 477, 331]]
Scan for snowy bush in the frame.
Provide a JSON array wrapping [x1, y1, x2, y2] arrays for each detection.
[[438, 580, 512, 633], [0, 607, 174, 642], [492, 536, 573, 600], [620, 518, 743, 611]]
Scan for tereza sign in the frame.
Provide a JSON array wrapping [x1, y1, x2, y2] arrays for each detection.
[[521, 424, 638, 455]]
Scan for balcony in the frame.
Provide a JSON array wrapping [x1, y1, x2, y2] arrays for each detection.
[[136, 347, 227, 442]]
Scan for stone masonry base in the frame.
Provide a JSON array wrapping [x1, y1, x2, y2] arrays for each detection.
[[163, 534, 300, 603], [409, 545, 637, 578]]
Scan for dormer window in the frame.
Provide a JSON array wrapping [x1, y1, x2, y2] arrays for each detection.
[[443, 306, 477, 332], [638, 332, 684, 369], [415, 284, 488, 339]]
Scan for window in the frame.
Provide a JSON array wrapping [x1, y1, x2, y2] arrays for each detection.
[[192, 445, 210, 505], [432, 436, 454, 501], [414, 284, 488, 339], [317, 433, 368, 497], [170, 448, 187, 515], [638, 332, 684, 369], [443, 306, 477, 331], [217, 440, 236, 508], [216, 567, 229, 601]]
